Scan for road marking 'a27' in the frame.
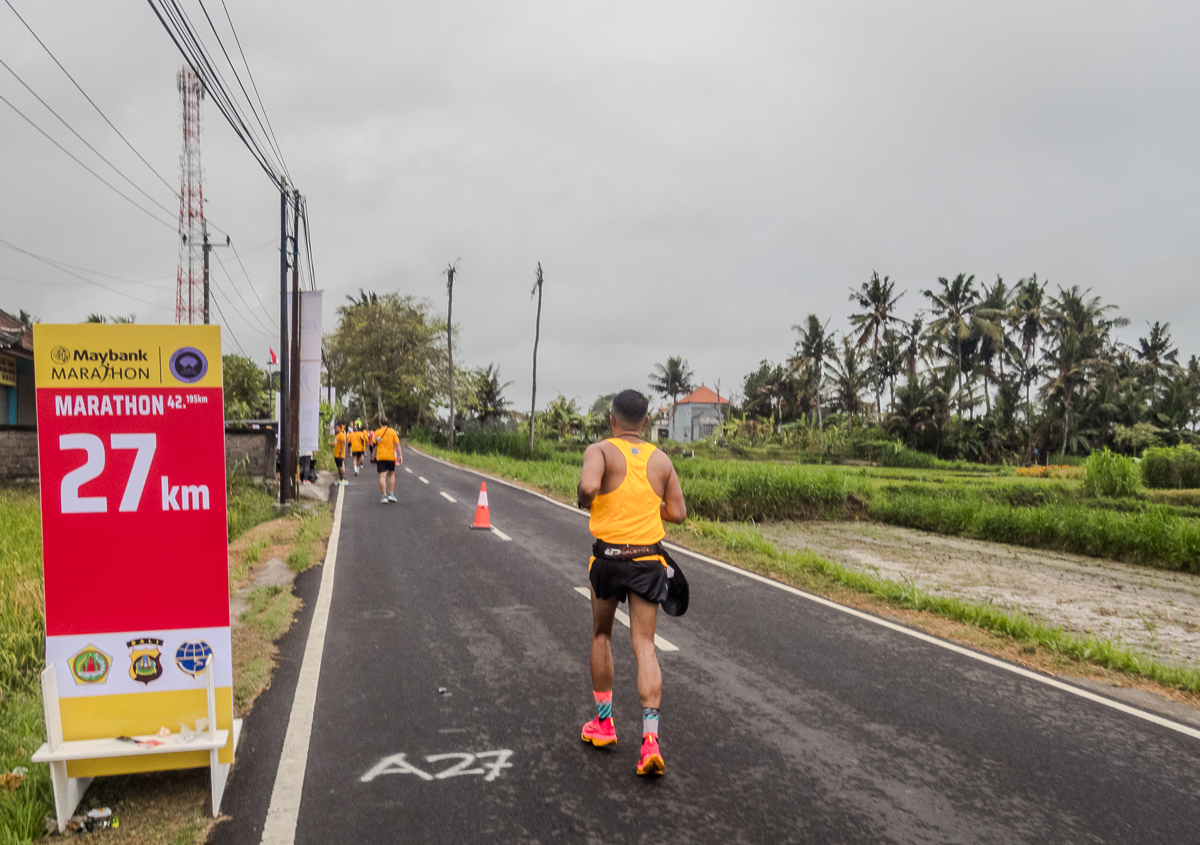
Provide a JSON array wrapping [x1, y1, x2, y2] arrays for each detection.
[[360, 750, 513, 783]]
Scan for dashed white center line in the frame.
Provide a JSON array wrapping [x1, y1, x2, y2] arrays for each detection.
[[440, 491, 457, 503], [419, 476, 429, 484], [405, 467, 413, 474], [572, 586, 679, 652], [491, 527, 512, 541]]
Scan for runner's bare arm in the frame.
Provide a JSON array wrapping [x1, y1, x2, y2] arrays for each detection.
[[577, 442, 606, 509], [659, 460, 687, 524]]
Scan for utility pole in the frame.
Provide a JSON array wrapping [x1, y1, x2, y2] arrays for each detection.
[[289, 190, 301, 494], [278, 180, 291, 504], [529, 263, 543, 455], [445, 260, 458, 449], [200, 231, 231, 325], [202, 231, 210, 325]]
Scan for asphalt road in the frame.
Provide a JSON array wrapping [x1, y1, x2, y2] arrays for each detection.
[[213, 448, 1200, 844]]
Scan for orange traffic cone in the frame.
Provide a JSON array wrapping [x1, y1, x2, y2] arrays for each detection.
[[471, 482, 491, 529]]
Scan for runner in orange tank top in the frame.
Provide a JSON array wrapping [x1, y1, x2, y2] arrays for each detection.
[[576, 389, 687, 775]]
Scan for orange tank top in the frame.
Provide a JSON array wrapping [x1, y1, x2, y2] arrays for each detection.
[[588, 438, 665, 545]]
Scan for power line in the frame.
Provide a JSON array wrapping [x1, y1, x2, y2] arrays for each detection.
[[212, 248, 276, 335], [206, 280, 247, 355], [217, 0, 289, 181], [0, 237, 172, 311], [0, 54, 183, 222], [145, 0, 285, 184], [1, 1, 245, 241], [228, 238, 279, 327], [301, 199, 317, 292], [196, 0, 290, 181], [3, 0, 179, 198], [0, 91, 176, 229]]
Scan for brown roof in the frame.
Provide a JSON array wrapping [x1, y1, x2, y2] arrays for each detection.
[[677, 385, 729, 405], [0, 309, 33, 356]]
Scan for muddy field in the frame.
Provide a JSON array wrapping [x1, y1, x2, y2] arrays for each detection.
[[759, 520, 1200, 668]]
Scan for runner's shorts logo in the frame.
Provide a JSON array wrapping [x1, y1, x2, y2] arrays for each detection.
[[169, 347, 208, 383], [51, 345, 71, 364]]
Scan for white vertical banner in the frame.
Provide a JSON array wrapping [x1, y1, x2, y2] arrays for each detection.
[[298, 291, 323, 453]]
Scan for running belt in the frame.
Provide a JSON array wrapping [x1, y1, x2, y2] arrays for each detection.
[[591, 540, 690, 617]]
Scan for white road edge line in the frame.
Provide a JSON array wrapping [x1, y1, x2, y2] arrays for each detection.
[[410, 446, 1200, 743], [573, 586, 679, 652], [405, 467, 413, 474], [418, 476, 429, 484], [491, 527, 512, 541], [440, 491, 457, 503], [260, 484, 345, 845]]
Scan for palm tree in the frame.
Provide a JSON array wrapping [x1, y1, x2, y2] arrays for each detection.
[[887, 375, 943, 447], [901, 316, 927, 379], [338, 289, 379, 315], [1136, 322, 1180, 380], [1042, 285, 1128, 456], [827, 336, 870, 438], [791, 315, 835, 427], [923, 273, 980, 410], [849, 272, 904, 415], [1012, 275, 1048, 404], [648, 355, 694, 436], [474, 364, 513, 424], [972, 276, 1016, 415]]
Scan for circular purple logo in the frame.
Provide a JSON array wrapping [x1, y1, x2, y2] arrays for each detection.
[[169, 347, 208, 383]]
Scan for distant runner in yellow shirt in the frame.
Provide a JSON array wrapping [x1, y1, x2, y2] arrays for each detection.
[[577, 390, 688, 776], [329, 423, 348, 485], [348, 426, 367, 476], [375, 417, 402, 503]]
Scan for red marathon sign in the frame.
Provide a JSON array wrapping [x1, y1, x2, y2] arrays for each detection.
[[34, 324, 233, 774]]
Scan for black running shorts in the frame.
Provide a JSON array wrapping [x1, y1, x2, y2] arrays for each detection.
[[352, 450, 365, 457], [376, 459, 395, 472], [334, 457, 344, 468], [589, 556, 668, 605]]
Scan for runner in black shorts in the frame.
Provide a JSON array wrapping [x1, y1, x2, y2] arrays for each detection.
[[576, 389, 687, 776]]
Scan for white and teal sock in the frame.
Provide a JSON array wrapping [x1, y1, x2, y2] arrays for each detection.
[[642, 707, 660, 737]]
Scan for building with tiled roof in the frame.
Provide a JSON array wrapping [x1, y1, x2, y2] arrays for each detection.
[[0, 309, 35, 426], [667, 384, 729, 442]]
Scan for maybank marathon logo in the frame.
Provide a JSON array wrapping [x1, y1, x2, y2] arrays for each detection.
[[48, 347, 152, 383]]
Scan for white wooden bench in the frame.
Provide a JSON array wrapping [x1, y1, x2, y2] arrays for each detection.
[[32, 656, 241, 834]]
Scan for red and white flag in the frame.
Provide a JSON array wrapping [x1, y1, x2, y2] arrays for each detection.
[[269, 347, 278, 365]]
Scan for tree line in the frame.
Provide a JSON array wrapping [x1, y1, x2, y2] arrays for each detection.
[[733, 272, 1200, 462]]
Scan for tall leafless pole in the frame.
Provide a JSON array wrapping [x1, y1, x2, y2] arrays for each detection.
[[445, 261, 458, 449], [529, 263, 543, 454]]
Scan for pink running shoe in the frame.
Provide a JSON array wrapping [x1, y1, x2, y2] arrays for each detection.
[[580, 717, 617, 747], [637, 733, 665, 775]]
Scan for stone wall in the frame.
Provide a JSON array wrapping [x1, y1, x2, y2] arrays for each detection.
[[0, 426, 277, 481], [225, 428, 276, 478], [0, 427, 37, 481]]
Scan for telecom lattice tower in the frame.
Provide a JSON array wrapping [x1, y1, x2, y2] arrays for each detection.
[[175, 67, 206, 324]]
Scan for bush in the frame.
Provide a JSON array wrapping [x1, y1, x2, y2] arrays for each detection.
[[1141, 445, 1200, 489], [881, 443, 938, 469], [1083, 449, 1140, 498]]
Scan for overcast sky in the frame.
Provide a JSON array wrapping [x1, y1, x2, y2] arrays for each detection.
[[3, 1, 1200, 411]]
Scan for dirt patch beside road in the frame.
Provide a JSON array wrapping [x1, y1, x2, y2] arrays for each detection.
[[758, 520, 1200, 669]]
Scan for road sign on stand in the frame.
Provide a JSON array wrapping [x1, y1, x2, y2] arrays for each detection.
[[34, 324, 233, 777]]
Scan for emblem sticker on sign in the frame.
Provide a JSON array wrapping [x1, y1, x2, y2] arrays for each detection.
[[168, 347, 208, 383], [69, 645, 112, 685], [175, 640, 214, 678], [127, 637, 164, 685]]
